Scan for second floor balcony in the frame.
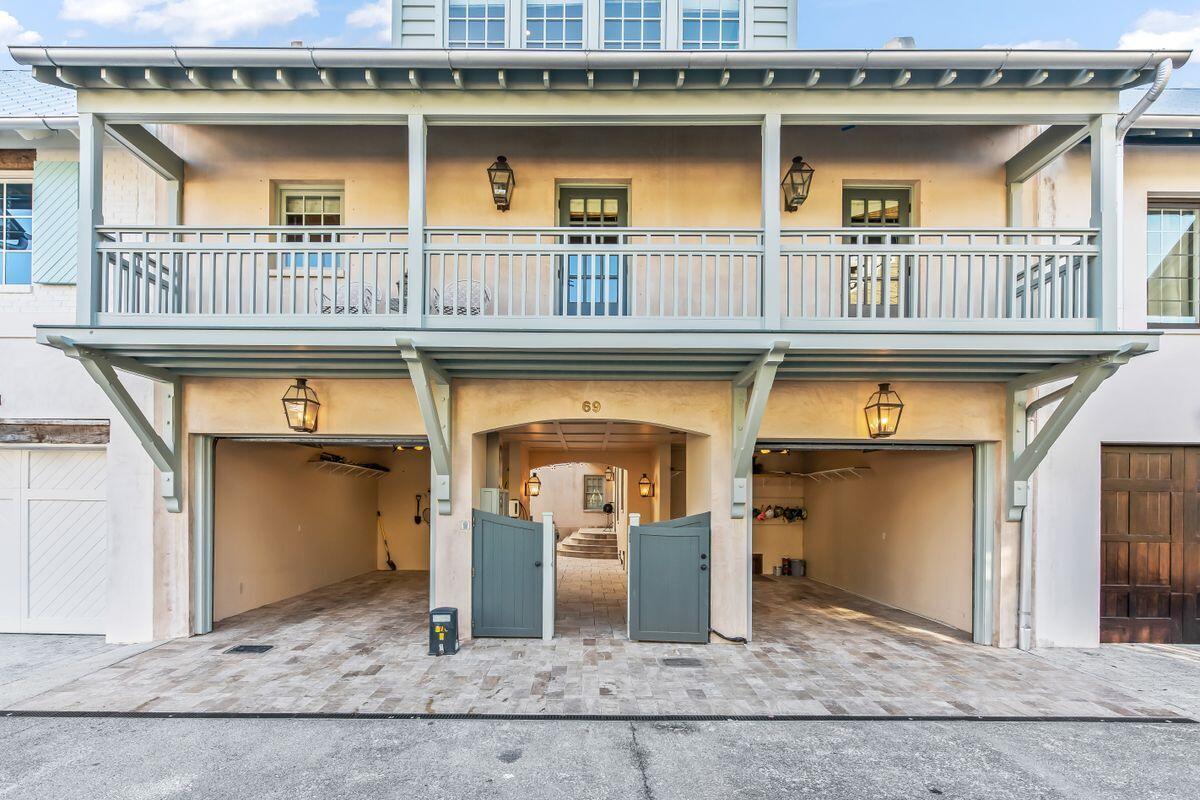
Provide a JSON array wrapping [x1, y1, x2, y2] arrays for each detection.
[[95, 223, 1099, 330]]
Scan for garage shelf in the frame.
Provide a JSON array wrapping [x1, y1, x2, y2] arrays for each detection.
[[756, 467, 869, 482], [308, 459, 391, 479]]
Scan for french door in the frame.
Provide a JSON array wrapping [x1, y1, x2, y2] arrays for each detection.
[[557, 186, 629, 316], [842, 187, 912, 318]]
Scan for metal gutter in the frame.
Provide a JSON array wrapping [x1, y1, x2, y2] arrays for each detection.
[[9, 45, 1190, 72], [0, 116, 78, 131], [1118, 59, 1174, 138]]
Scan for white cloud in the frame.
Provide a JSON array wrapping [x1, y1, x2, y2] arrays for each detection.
[[0, 11, 44, 45], [347, 0, 391, 42], [983, 39, 1081, 50], [1118, 10, 1200, 50], [60, 0, 318, 45]]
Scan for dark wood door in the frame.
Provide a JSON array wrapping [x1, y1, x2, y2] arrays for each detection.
[[1100, 446, 1200, 643]]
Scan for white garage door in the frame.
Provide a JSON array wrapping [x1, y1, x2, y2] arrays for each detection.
[[0, 448, 107, 634]]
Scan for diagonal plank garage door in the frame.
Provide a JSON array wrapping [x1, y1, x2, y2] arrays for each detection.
[[1100, 446, 1199, 644], [0, 448, 107, 634]]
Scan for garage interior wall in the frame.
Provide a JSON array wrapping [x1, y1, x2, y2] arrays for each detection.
[[798, 448, 975, 633], [375, 448, 433, 571], [214, 441, 429, 621]]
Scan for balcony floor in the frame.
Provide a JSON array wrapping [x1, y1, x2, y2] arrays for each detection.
[[37, 325, 1159, 382]]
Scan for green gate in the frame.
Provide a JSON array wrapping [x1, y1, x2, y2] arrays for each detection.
[[472, 509, 544, 638], [628, 512, 711, 643]]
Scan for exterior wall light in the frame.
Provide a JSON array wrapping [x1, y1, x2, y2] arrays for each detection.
[[527, 472, 541, 497], [604, 466, 614, 482], [781, 155, 815, 212], [282, 378, 320, 433], [487, 155, 515, 211], [864, 383, 904, 439], [638, 473, 655, 498]]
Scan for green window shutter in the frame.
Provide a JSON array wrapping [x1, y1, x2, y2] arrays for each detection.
[[31, 160, 79, 285]]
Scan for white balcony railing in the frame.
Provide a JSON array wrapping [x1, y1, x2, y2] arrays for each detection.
[[424, 228, 764, 322], [781, 228, 1098, 323], [91, 225, 1099, 328], [96, 226, 410, 318]]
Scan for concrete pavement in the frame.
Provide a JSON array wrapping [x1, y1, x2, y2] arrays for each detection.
[[0, 717, 1196, 799]]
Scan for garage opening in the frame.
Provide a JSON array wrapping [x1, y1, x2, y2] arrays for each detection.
[[209, 438, 431, 629], [751, 444, 980, 644]]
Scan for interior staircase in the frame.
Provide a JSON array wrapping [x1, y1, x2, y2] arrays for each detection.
[[558, 527, 619, 560]]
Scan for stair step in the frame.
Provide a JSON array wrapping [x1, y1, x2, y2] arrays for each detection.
[[573, 532, 616, 543], [559, 542, 617, 554]]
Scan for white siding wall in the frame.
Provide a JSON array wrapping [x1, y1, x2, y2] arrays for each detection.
[[0, 134, 161, 642]]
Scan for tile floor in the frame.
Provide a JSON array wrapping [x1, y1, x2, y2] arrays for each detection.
[[8, 560, 1193, 718]]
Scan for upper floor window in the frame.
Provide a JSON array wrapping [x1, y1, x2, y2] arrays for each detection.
[[1, 179, 32, 286], [604, 0, 662, 50], [681, 0, 739, 50], [448, 0, 506, 48], [1147, 203, 1199, 324], [525, 1, 584, 49]]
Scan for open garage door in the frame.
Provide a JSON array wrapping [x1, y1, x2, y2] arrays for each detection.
[[197, 437, 431, 634], [750, 444, 987, 645]]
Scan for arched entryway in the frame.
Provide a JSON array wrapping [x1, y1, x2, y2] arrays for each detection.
[[472, 418, 705, 642]]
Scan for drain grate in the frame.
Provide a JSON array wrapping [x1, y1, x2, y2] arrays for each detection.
[[224, 645, 273, 655], [661, 657, 703, 668]]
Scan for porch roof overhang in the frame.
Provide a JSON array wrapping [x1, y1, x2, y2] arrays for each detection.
[[35, 325, 1160, 383], [10, 46, 1189, 96]]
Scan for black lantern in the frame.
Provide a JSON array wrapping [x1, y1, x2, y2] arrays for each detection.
[[864, 383, 904, 439], [282, 378, 320, 433], [781, 155, 815, 212], [638, 473, 655, 498], [527, 472, 541, 497], [487, 155, 515, 211], [604, 466, 614, 482]]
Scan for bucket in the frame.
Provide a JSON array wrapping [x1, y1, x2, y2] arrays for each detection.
[[772, 566, 782, 576]]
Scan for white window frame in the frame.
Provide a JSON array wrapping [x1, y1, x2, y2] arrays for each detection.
[[679, 0, 745, 50], [446, 0, 511, 48], [0, 172, 34, 290], [602, 0, 665, 50], [522, 0, 587, 49], [1146, 199, 1200, 326]]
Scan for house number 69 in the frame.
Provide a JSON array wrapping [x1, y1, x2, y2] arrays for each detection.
[[582, 400, 602, 413]]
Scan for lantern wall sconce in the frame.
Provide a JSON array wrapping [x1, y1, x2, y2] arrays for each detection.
[[487, 155, 515, 211], [526, 472, 541, 497], [638, 473, 655, 498], [604, 466, 614, 482], [864, 382, 904, 439], [282, 378, 320, 433], [781, 155, 815, 212]]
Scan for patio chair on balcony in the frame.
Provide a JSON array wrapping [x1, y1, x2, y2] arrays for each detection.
[[430, 280, 493, 316], [314, 281, 375, 314]]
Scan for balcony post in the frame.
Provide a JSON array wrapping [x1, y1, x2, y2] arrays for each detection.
[[406, 113, 427, 328], [761, 113, 782, 328], [77, 112, 105, 326], [1089, 113, 1119, 328]]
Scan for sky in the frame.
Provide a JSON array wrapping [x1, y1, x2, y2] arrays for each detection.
[[2, 0, 1200, 82]]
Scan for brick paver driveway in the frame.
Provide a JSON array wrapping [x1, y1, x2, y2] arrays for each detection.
[[6, 560, 1193, 719]]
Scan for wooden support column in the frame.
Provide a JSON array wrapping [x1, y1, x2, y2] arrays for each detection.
[[761, 113, 782, 329], [77, 113, 104, 326], [406, 114, 427, 328], [1090, 113, 1120, 328]]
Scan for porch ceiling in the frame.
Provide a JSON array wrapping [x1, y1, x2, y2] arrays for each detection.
[[36, 326, 1161, 384]]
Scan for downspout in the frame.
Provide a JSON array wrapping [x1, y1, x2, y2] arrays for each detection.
[[1015, 60, 1173, 652]]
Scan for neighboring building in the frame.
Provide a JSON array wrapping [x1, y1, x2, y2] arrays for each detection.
[[2, 2, 1195, 648], [0, 70, 158, 638]]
